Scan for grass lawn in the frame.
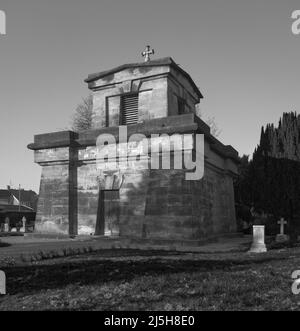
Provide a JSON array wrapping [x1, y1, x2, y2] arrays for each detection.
[[0, 248, 300, 311]]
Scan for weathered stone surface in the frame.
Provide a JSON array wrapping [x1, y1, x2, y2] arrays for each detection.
[[85, 58, 202, 128], [29, 57, 239, 241], [35, 164, 70, 235], [249, 225, 267, 253]]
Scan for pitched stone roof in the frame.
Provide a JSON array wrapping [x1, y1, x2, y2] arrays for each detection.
[[84, 57, 203, 99]]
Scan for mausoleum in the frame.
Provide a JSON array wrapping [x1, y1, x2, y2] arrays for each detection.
[[28, 51, 239, 240]]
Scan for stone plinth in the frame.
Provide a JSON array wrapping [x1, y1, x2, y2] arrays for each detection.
[[276, 234, 289, 243]]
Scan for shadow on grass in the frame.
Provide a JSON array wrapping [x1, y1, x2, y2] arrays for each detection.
[[0, 233, 24, 238], [1, 249, 286, 296], [0, 242, 11, 248]]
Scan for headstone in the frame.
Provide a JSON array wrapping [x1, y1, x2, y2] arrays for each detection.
[[4, 217, 9, 233], [249, 225, 267, 253], [276, 218, 289, 242], [0, 270, 6, 295], [20, 216, 27, 233]]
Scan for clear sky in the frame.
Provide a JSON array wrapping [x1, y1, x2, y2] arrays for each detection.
[[0, 0, 300, 192]]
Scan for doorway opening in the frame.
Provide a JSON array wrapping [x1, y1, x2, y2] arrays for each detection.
[[95, 190, 120, 236]]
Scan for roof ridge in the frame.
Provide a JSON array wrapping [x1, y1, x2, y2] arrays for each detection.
[[84, 57, 203, 99], [85, 57, 174, 83]]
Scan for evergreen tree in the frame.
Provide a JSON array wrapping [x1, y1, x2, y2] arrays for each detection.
[[235, 112, 300, 240]]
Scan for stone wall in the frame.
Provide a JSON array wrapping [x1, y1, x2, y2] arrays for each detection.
[[29, 114, 238, 241], [89, 63, 201, 129], [35, 163, 70, 234], [71, 162, 237, 240], [91, 67, 170, 128]]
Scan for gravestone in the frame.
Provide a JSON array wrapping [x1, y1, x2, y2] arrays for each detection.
[[249, 225, 267, 253], [20, 216, 27, 233], [0, 270, 5, 295], [276, 218, 289, 242], [4, 217, 10, 233]]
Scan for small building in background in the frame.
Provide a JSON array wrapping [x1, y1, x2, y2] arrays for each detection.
[[0, 187, 37, 232]]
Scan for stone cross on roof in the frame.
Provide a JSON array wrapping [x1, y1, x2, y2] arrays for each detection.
[[142, 45, 155, 62]]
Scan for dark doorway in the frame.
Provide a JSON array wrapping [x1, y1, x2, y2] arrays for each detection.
[[95, 190, 120, 236]]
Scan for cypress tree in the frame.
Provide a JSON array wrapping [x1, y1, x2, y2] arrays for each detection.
[[235, 112, 300, 239]]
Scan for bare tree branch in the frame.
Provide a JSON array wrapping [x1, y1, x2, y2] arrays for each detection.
[[195, 104, 221, 138], [71, 95, 94, 132]]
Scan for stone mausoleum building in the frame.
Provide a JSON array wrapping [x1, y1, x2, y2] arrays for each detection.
[[28, 51, 239, 241]]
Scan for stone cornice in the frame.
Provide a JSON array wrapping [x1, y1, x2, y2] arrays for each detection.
[[28, 114, 239, 163]]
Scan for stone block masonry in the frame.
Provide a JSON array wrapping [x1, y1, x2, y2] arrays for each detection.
[[28, 57, 239, 242]]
